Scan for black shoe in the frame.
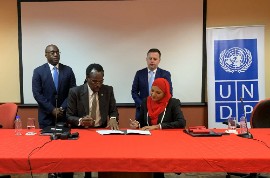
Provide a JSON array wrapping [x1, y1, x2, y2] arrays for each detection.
[[84, 172, 92, 178], [153, 173, 165, 178], [60, 172, 74, 178], [48, 173, 57, 178]]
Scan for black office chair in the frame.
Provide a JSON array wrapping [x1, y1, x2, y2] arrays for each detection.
[[226, 99, 270, 178], [250, 98, 270, 128]]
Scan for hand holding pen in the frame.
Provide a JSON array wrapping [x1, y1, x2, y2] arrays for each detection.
[[129, 119, 140, 129], [81, 115, 95, 127]]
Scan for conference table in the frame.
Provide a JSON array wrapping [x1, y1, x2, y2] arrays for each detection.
[[0, 128, 270, 175]]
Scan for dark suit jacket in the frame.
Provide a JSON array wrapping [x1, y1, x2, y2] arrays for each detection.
[[137, 98, 186, 129], [131, 67, 172, 118], [66, 83, 119, 128], [32, 63, 76, 128]]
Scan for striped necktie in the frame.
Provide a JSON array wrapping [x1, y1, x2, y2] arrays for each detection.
[[91, 93, 97, 121]]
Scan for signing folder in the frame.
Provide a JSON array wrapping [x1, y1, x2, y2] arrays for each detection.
[[96, 129, 151, 135]]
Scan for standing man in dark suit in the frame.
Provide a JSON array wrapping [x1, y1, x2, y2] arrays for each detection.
[[131, 48, 172, 119], [67, 63, 119, 130], [32, 44, 76, 129]]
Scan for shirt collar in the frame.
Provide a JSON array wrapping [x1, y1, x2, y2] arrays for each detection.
[[87, 84, 95, 96], [48, 63, 59, 71], [148, 68, 157, 73]]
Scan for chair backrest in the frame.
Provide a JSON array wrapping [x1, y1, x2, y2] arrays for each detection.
[[0, 103, 18, 129], [250, 99, 270, 128]]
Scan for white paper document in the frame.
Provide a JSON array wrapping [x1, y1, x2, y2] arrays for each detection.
[[96, 129, 151, 135], [96, 130, 125, 135], [126, 129, 151, 135]]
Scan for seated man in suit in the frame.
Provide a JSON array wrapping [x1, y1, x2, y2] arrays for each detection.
[[65, 63, 119, 178], [67, 63, 119, 130], [131, 48, 172, 119]]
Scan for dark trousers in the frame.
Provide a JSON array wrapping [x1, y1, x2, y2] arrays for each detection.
[[153, 172, 165, 178], [61, 172, 92, 178]]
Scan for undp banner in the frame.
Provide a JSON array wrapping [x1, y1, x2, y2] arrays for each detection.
[[207, 26, 265, 128]]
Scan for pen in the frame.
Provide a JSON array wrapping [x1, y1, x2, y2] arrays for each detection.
[[130, 119, 139, 123], [130, 119, 140, 128], [130, 118, 138, 123]]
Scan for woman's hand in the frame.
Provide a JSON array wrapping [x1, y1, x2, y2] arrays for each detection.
[[140, 125, 160, 131]]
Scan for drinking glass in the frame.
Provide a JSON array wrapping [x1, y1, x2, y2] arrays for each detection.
[[228, 117, 237, 130], [26, 118, 36, 135]]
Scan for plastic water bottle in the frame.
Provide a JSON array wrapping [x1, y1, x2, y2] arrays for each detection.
[[239, 115, 247, 134], [14, 116, 22, 136]]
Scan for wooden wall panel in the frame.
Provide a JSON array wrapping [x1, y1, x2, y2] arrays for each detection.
[[17, 106, 207, 129]]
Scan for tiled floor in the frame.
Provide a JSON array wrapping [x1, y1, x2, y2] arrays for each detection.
[[4, 172, 270, 178]]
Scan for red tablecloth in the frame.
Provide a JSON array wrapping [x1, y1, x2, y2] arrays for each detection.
[[0, 128, 270, 174]]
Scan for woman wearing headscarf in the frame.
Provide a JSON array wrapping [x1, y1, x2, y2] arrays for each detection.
[[130, 78, 186, 130]]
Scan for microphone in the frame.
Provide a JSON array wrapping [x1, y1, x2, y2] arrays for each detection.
[[50, 95, 59, 140], [237, 97, 253, 139], [49, 95, 76, 140]]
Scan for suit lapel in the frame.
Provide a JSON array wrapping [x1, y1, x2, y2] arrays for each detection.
[[142, 68, 148, 85], [81, 84, 89, 115], [45, 64, 56, 92], [57, 63, 63, 91], [155, 68, 161, 79]]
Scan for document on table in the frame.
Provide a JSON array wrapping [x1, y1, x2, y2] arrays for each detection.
[[126, 129, 151, 135], [96, 129, 151, 135], [96, 130, 125, 135]]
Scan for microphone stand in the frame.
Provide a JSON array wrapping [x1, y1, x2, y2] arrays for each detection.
[[50, 95, 58, 140], [237, 97, 253, 139]]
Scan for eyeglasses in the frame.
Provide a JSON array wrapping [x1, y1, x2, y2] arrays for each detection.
[[46, 51, 61, 55], [90, 79, 104, 84]]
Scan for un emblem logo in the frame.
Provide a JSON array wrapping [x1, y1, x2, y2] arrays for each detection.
[[219, 47, 252, 73]]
